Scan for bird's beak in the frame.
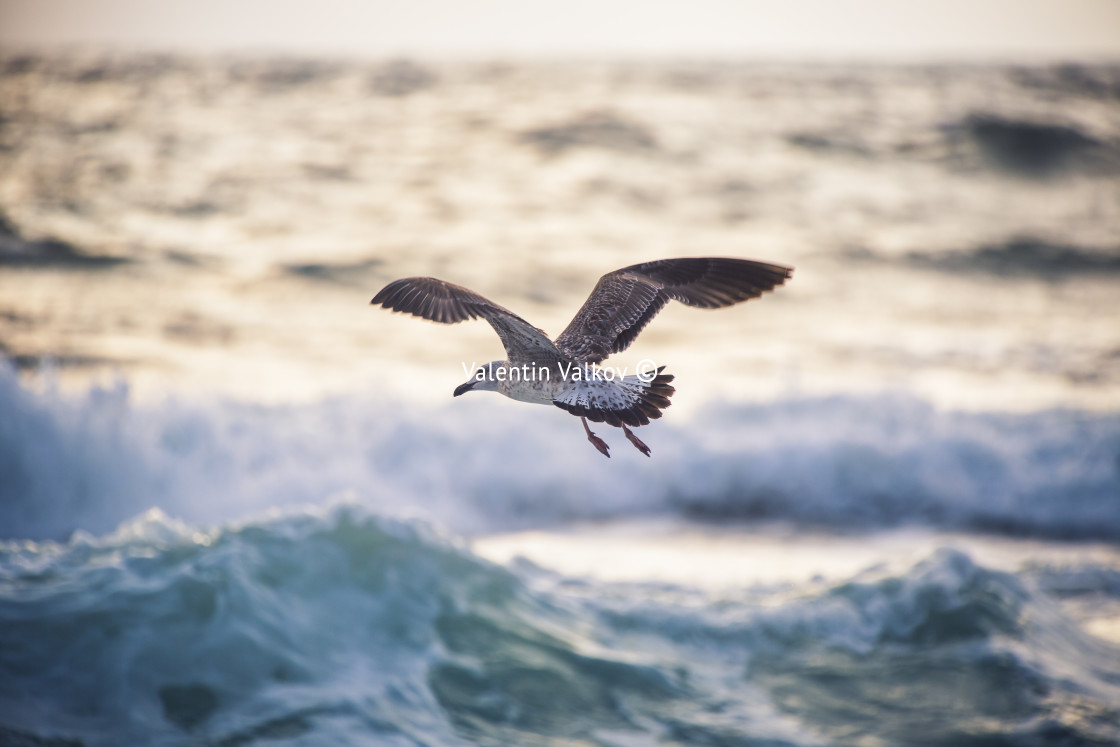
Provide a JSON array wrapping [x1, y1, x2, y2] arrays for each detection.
[[453, 379, 476, 397]]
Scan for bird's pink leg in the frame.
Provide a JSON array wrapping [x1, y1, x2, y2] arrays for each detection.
[[581, 417, 610, 458], [622, 424, 651, 457]]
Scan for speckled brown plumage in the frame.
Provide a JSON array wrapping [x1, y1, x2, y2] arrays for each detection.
[[553, 258, 793, 364], [371, 257, 792, 455], [371, 276, 563, 366], [553, 367, 677, 428]]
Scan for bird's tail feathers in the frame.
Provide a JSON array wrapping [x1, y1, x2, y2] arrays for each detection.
[[553, 366, 675, 428]]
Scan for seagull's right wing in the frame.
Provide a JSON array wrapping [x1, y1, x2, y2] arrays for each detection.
[[371, 277, 562, 364], [554, 257, 793, 364]]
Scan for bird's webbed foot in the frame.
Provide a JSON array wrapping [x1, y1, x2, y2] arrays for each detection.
[[622, 424, 651, 457], [581, 417, 611, 458]]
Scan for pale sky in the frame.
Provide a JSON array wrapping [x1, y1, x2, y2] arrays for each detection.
[[1, 0, 1119, 60]]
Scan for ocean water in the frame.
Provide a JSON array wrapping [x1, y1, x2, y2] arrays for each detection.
[[2, 503, 1120, 747], [2, 54, 1119, 409], [2, 53, 1120, 745]]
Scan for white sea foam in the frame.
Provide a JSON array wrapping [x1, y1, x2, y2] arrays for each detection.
[[2, 362, 1118, 542], [1, 504, 1118, 746]]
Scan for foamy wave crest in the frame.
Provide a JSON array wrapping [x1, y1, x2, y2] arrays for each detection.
[[592, 547, 1120, 745], [2, 361, 1119, 541], [2, 507, 1118, 745], [0, 505, 684, 746]]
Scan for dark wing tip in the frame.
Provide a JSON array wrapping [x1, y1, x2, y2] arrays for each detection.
[[370, 277, 481, 324], [640, 257, 793, 309]]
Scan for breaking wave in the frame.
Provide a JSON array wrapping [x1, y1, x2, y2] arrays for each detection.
[[2, 361, 1119, 542], [1, 506, 1118, 745]]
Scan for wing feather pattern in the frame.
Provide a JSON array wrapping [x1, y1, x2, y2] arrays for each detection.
[[371, 277, 562, 365], [554, 257, 792, 364]]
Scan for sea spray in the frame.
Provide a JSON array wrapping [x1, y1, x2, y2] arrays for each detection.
[[2, 506, 1118, 745], [3, 364, 1119, 542]]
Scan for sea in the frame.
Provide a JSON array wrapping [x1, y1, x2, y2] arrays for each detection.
[[1, 52, 1120, 745]]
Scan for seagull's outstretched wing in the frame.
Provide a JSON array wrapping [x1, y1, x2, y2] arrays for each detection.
[[371, 277, 563, 364], [554, 257, 793, 364]]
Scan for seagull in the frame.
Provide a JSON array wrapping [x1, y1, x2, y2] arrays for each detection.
[[371, 257, 792, 457]]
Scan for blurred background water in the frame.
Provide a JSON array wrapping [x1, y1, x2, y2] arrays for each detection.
[[1, 55, 1119, 410], [2, 4, 1120, 745]]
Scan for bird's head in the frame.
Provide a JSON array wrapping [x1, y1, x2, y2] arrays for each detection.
[[453, 360, 505, 397]]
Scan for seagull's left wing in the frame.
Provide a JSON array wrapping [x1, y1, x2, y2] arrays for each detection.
[[371, 277, 562, 364], [554, 257, 793, 364]]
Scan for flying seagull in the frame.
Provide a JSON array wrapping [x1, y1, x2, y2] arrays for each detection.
[[371, 257, 792, 457]]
